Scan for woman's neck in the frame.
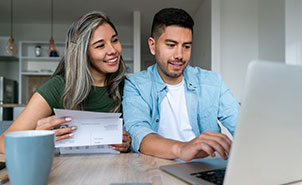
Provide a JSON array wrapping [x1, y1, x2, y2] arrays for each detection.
[[92, 76, 106, 86], [89, 66, 107, 87], [91, 72, 106, 87]]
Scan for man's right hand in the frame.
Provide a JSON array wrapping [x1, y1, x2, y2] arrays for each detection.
[[36, 115, 76, 141], [174, 131, 232, 161]]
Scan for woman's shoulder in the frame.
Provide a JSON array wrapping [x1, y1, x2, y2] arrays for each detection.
[[45, 75, 65, 87], [50, 75, 65, 83], [37, 75, 65, 93]]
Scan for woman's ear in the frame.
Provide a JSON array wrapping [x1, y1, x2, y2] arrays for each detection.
[[148, 37, 156, 56]]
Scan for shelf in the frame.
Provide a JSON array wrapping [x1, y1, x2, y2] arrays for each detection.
[[21, 72, 53, 76], [0, 56, 18, 62], [122, 43, 133, 47], [20, 56, 61, 61], [124, 58, 133, 62], [18, 40, 65, 104]]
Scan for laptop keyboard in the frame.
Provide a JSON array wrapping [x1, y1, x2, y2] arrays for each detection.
[[190, 168, 226, 185]]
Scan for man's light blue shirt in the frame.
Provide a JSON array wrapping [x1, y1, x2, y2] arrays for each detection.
[[122, 64, 240, 152]]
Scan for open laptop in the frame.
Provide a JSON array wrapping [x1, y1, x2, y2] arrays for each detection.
[[160, 60, 302, 185]]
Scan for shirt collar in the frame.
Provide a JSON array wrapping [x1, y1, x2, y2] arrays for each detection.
[[152, 64, 197, 92]]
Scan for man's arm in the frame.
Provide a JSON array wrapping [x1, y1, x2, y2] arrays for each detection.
[[217, 76, 240, 135], [123, 75, 158, 152], [140, 131, 231, 161]]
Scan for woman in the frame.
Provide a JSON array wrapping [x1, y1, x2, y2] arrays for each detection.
[[0, 11, 131, 153]]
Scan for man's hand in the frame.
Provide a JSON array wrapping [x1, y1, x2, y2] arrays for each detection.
[[111, 130, 132, 152], [174, 131, 232, 161], [36, 115, 76, 141]]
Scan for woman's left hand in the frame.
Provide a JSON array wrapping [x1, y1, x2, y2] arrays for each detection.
[[111, 130, 131, 152]]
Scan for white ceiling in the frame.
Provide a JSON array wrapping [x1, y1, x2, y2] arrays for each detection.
[[0, 0, 203, 57]]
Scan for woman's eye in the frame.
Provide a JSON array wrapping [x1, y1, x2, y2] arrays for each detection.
[[96, 44, 105, 48]]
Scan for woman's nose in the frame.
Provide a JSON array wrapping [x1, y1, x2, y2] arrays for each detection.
[[106, 44, 117, 55]]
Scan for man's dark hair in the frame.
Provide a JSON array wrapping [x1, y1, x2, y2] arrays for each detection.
[[151, 8, 194, 40]]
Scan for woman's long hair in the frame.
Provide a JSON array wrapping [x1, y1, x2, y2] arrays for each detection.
[[53, 11, 126, 112]]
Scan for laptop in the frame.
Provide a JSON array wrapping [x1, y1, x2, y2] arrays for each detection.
[[160, 60, 302, 185]]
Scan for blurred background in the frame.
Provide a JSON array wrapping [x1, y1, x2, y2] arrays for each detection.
[[0, 0, 301, 120]]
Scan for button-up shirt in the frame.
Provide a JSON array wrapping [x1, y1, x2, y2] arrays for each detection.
[[122, 64, 240, 152]]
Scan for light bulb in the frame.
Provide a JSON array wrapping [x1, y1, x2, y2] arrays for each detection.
[[48, 37, 59, 57], [5, 37, 18, 55]]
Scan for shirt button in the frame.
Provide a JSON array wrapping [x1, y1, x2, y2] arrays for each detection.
[[156, 119, 159, 122]]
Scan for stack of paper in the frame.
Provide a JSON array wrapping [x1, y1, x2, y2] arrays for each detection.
[[54, 109, 123, 154]]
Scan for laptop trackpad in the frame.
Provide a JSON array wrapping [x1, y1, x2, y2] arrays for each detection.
[[160, 158, 227, 185]]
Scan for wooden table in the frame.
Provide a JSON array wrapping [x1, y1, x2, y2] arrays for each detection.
[[1, 153, 302, 185], [0, 153, 188, 185]]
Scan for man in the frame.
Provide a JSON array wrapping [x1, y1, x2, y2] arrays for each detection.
[[122, 8, 239, 161]]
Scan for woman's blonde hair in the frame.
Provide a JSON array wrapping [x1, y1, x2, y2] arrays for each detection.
[[53, 11, 126, 112]]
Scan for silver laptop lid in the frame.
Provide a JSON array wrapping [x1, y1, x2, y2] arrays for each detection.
[[224, 61, 302, 185]]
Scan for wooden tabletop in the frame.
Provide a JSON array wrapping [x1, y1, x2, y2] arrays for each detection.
[[0, 153, 188, 185], [1, 153, 302, 185]]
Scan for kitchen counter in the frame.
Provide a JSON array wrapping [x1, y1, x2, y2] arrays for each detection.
[[0, 104, 25, 107], [0, 120, 13, 135]]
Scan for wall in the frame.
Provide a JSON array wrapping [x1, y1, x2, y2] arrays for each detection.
[[218, 0, 285, 102], [258, 0, 285, 62], [0, 22, 133, 44], [220, 0, 258, 101], [191, 0, 211, 70], [286, 0, 302, 65]]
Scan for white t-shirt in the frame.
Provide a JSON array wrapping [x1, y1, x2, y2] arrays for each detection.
[[157, 79, 196, 142]]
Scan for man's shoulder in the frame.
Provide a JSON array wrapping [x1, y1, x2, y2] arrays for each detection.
[[185, 65, 222, 86], [125, 65, 156, 85]]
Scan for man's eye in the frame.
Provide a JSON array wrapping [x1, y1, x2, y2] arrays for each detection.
[[167, 44, 175, 47], [184, 45, 191, 49], [112, 38, 119, 43]]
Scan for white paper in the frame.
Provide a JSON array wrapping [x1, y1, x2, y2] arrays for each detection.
[[54, 109, 123, 150], [60, 145, 120, 154]]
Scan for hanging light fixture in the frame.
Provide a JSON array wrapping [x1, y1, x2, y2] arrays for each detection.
[[48, 0, 59, 57], [5, 0, 18, 55]]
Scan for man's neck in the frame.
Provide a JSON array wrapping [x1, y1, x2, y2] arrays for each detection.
[[158, 72, 184, 85]]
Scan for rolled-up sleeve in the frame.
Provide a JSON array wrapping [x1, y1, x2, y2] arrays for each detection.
[[217, 76, 240, 135], [122, 77, 157, 152]]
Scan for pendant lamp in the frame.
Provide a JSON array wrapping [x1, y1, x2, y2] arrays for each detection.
[[48, 0, 59, 57], [5, 0, 18, 55]]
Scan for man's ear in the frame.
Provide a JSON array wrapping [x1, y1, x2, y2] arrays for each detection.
[[148, 37, 156, 55]]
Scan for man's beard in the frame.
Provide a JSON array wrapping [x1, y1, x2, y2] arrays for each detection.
[[159, 59, 186, 79]]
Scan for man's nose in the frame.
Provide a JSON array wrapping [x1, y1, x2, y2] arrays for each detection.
[[173, 46, 183, 61]]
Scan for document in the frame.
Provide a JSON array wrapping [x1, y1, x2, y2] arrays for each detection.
[[59, 145, 120, 154], [54, 109, 123, 154]]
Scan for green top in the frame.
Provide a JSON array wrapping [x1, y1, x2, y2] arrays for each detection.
[[36, 75, 120, 113]]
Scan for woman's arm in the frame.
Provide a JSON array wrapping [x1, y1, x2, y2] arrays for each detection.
[[0, 92, 75, 153], [0, 92, 51, 153]]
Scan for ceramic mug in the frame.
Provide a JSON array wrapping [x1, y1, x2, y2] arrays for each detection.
[[5, 130, 55, 185]]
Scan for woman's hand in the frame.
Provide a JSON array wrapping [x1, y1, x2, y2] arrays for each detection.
[[36, 115, 77, 141], [111, 130, 131, 153]]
